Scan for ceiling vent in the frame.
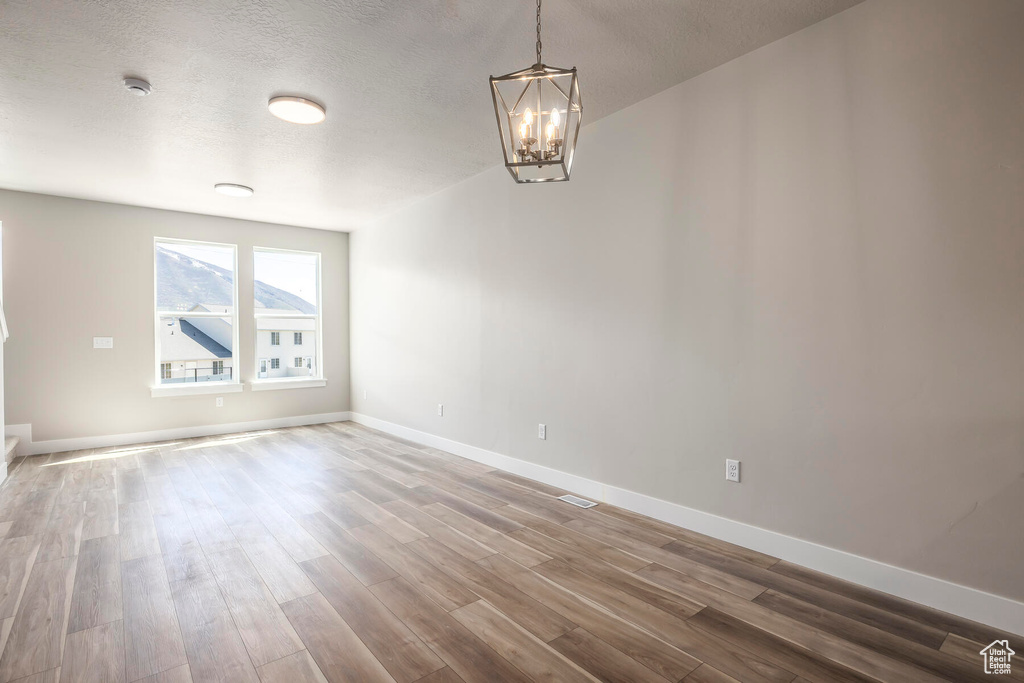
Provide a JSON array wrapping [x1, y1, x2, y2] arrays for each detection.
[[123, 78, 152, 96]]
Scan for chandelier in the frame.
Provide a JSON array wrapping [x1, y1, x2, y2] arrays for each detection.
[[489, 0, 582, 183]]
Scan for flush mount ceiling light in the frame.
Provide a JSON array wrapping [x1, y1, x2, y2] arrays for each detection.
[[268, 96, 326, 124], [214, 183, 254, 197], [490, 0, 582, 184]]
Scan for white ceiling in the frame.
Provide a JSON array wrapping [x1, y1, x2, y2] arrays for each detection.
[[0, 0, 862, 231]]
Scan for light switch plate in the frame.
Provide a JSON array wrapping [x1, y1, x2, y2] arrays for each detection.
[[93, 337, 114, 349], [538, 424, 546, 440]]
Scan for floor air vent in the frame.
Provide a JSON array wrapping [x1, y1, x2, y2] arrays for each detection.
[[558, 494, 598, 509]]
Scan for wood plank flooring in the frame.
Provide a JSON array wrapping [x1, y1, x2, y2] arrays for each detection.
[[0, 422, 1017, 682]]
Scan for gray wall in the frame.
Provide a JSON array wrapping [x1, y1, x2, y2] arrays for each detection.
[[0, 190, 349, 441], [350, 0, 1024, 601]]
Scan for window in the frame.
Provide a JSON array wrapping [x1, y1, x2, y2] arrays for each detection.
[[154, 239, 237, 389], [254, 248, 321, 381]]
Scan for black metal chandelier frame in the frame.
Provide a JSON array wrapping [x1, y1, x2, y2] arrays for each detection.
[[489, 0, 583, 184]]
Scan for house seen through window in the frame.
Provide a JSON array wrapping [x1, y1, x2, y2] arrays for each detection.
[[155, 239, 238, 385], [254, 248, 321, 380]]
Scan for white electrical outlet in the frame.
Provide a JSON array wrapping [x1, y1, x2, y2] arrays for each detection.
[[725, 459, 740, 483], [216, 397, 224, 408], [438, 404, 444, 417], [93, 337, 114, 349], [538, 424, 546, 440]]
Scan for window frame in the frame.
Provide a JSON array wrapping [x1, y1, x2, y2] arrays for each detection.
[[270, 358, 280, 370], [152, 237, 241, 398], [251, 247, 324, 389], [270, 331, 280, 346], [294, 332, 302, 345]]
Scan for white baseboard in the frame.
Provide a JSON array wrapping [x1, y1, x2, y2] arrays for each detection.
[[5, 425, 30, 455], [6, 411, 352, 457], [349, 412, 1024, 637]]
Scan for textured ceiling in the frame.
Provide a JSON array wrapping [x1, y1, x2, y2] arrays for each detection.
[[0, 0, 863, 231]]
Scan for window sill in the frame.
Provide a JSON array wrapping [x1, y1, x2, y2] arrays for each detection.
[[249, 378, 327, 392], [151, 383, 244, 398]]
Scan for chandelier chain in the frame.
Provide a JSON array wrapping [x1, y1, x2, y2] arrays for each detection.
[[536, 0, 542, 65]]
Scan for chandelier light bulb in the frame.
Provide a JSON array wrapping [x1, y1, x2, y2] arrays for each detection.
[[519, 108, 534, 144], [546, 107, 561, 144]]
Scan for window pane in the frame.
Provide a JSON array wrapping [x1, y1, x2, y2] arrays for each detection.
[[254, 250, 318, 314], [253, 249, 319, 382], [158, 316, 234, 384], [257, 322, 317, 378], [156, 242, 235, 312]]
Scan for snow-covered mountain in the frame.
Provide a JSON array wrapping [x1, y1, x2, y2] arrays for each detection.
[[156, 246, 315, 314]]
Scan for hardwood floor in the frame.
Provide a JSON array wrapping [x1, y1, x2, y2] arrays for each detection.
[[0, 422, 1016, 683]]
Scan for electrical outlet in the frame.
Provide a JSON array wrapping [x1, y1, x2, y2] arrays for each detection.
[[725, 459, 740, 483], [438, 403, 444, 417], [216, 397, 224, 408], [93, 337, 114, 349], [538, 424, 546, 440]]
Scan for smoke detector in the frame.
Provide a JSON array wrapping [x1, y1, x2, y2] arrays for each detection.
[[123, 78, 152, 96]]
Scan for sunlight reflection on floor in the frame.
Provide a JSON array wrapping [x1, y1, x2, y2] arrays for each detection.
[[39, 430, 279, 466], [172, 431, 277, 452], [40, 443, 174, 466]]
